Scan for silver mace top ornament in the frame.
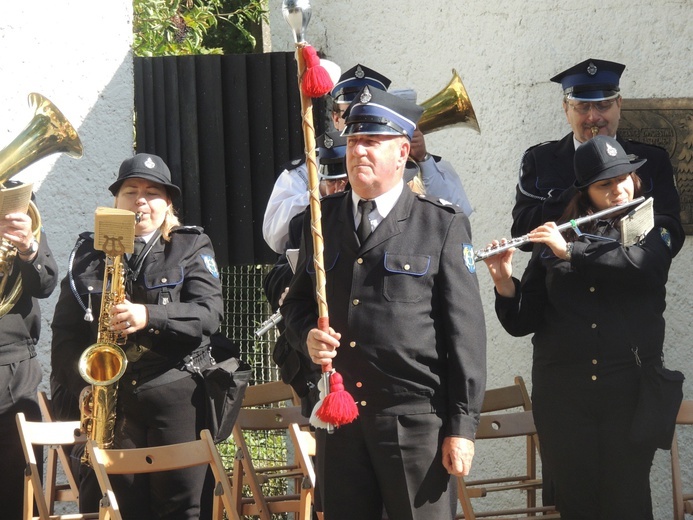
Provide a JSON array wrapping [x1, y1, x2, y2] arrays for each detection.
[[282, 0, 312, 44]]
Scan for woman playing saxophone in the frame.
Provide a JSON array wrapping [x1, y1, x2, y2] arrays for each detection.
[[50, 154, 224, 519]]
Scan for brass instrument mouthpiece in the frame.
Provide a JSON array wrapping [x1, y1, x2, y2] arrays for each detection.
[[135, 212, 143, 223]]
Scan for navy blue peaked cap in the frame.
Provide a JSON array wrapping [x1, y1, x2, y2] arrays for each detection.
[[331, 64, 391, 104], [342, 86, 423, 141], [551, 58, 625, 101], [317, 131, 347, 180]]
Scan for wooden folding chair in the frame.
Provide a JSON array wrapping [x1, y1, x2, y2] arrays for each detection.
[[15, 411, 97, 520], [456, 377, 559, 519], [86, 429, 240, 520], [230, 381, 317, 520], [288, 423, 324, 520], [672, 399, 693, 520], [36, 391, 86, 516]]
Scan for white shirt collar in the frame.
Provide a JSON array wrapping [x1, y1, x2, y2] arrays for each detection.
[[351, 180, 404, 228]]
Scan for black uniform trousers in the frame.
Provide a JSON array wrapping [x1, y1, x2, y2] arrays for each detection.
[[317, 412, 456, 520], [532, 365, 656, 520], [0, 358, 42, 519], [78, 374, 208, 520]]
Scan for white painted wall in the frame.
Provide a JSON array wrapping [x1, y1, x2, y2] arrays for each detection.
[[1, 1, 132, 514], [0, 1, 134, 412], [270, 1, 693, 518]]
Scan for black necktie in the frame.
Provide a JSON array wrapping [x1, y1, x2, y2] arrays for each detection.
[[130, 237, 146, 266], [357, 199, 376, 244]]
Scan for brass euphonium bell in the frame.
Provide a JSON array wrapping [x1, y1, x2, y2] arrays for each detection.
[[417, 69, 480, 135], [0, 93, 83, 179], [0, 93, 83, 316]]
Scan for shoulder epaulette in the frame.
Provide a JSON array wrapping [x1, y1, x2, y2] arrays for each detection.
[[172, 225, 204, 234], [279, 157, 307, 172], [415, 193, 463, 213], [622, 137, 668, 153], [525, 140, 558, 153], [78, 231, 94, 241]]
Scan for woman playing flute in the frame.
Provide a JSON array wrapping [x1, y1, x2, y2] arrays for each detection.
[[483, 135, 679, 519]]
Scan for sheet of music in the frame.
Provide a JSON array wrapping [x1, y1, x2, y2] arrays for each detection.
[[94, 207, 136, 255], [620, 197, 654, 246], [0, 182, 33, 216]]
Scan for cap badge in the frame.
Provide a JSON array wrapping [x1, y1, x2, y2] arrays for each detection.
[[359, 86, 372, 104], [587, 62, 598, 76], [354, 65, 365, 79], [144, 157, 156, 169], [606, 142, 618, 157], [324, 135, 334, 149]]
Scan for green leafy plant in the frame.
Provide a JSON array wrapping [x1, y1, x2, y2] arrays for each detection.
[[133, 0, 268, 57]]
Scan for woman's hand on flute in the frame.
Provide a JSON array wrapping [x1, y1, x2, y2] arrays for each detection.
[[529, 222, 570, 260], [306, 327, 341, 367], [483, 239, 516, 298]]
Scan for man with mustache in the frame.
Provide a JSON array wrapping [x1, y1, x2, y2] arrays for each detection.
[[511, 58, 684, 256]]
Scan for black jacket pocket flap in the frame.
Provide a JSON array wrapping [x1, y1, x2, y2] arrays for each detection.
[[144, 266, 184, 289], [384, 253, 430, 276]]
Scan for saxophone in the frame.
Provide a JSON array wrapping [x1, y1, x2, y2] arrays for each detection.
[[78, 226, 133, 465]]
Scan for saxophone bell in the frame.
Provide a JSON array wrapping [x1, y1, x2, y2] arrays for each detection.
[[78, 340, 128, 465]]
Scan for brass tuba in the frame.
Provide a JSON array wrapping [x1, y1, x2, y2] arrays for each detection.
[[78, 221, 133, 465], [417, 69, 481, 135], [0, 93, 83, 316]]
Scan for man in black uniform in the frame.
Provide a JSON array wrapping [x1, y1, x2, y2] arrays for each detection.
[[512, 58, 684, 255], [0, 187, 59, 519], [281, 87, 487, 520]]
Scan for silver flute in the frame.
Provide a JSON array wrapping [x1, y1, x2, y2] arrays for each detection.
[[254, 310, 283, 337], [474, 196, 646, 262]]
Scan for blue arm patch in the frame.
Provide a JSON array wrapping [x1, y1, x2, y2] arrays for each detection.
[[201, 254, 220, 278], [463, 244, 476, 273]]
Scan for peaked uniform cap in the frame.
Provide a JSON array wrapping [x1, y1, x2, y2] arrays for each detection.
[[551, 58, 626, 101], [342, 86, 423, 141], [574, 135, 646, 188], [331, 64, 391, 104], [317, 131, 347, 180]]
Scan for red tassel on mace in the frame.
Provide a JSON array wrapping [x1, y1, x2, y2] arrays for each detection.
[[315, 371, 358, 426], [301, 45, 333, 98]]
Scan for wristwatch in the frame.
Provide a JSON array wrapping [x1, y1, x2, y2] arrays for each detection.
[[17, 239, 38, 256], [417, 153, 432, 163]]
